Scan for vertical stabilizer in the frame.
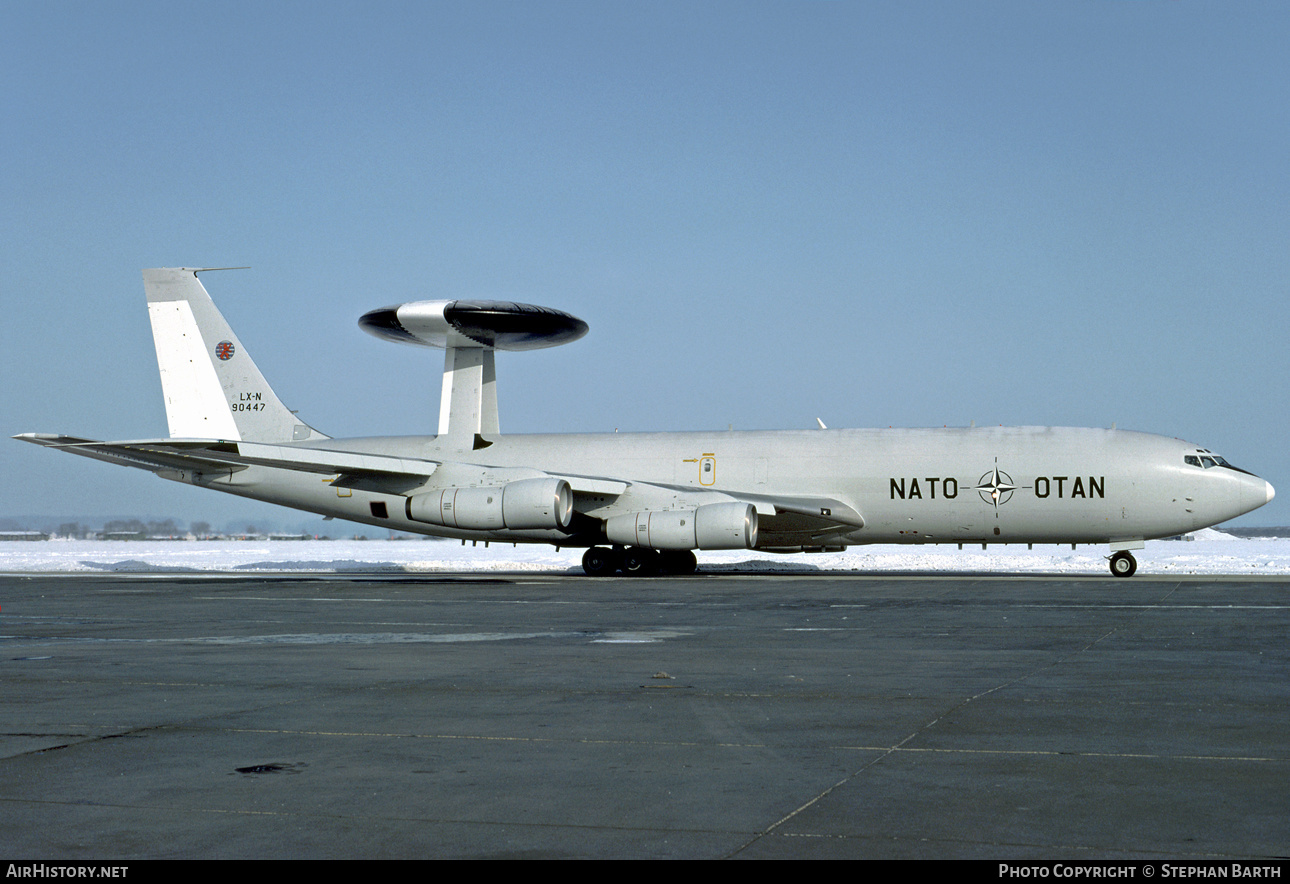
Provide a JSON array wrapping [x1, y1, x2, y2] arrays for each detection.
[[143, 268, 327, 442]]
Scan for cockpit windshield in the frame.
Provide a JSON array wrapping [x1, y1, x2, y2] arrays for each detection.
[[1185, 452, 1236, 470]]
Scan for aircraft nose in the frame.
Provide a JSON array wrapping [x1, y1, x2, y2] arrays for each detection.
[[1235, 472, 1275, 516]]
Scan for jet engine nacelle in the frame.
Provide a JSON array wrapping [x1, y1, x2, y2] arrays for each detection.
[[604, 502, 758, 550], [407, 477, 573, 531]]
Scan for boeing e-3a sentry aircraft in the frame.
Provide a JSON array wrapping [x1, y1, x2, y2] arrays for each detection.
[[17, 268, 1275, 577]]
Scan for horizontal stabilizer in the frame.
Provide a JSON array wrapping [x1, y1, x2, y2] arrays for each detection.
[[14, 434, 438, 482], [14, 433, 250, 474]]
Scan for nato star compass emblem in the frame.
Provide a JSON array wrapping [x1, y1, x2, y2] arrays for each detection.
[[972, 459, 1017, 516]]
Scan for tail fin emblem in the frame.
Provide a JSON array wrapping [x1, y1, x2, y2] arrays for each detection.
[[215, 341, 235, 361]]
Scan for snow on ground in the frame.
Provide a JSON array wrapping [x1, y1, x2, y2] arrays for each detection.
[[2, 529, 1289, 575]]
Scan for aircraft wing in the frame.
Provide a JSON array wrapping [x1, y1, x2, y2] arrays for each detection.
[[13, 434, 629, 498], [15, 434, 862, 545], [732, 491, 865, 529], [725, 490, 865, 546], [568, 480, 864, 546]]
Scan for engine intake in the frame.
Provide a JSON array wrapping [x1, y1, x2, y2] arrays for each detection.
[[604, 502, 757, 550], [407, 477, 573, 531]]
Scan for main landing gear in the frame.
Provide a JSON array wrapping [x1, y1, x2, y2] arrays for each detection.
[[581, 546, 698, 576], [1109, 550, 1137, 578]]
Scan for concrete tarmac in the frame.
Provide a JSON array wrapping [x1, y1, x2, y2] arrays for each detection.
[[0, 571, 1286, 859]]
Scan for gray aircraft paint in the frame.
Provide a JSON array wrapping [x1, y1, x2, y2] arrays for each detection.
[[16, 269, 1274, 575], [274, 426, 1270, 546]]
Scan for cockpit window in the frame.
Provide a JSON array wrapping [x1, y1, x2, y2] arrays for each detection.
[[1187, 452, 1239, 470]]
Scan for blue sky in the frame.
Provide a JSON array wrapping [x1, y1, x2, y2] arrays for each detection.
[[3, 1, 1287, 529]]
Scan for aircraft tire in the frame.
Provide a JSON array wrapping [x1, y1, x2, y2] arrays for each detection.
[[620, 548, 660, 576], [582, 547, 621, 576], [1109, 551, 1137, 578], [659, 550, 698, 575]]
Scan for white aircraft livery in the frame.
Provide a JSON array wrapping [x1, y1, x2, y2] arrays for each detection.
[[17, 268, 1275, 577]]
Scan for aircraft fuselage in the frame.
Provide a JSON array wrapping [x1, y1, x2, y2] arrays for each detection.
[[179, 425, 1271, 550]]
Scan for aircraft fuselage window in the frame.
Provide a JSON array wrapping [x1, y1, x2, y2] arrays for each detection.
[[1185, 456, 1202, 467]]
